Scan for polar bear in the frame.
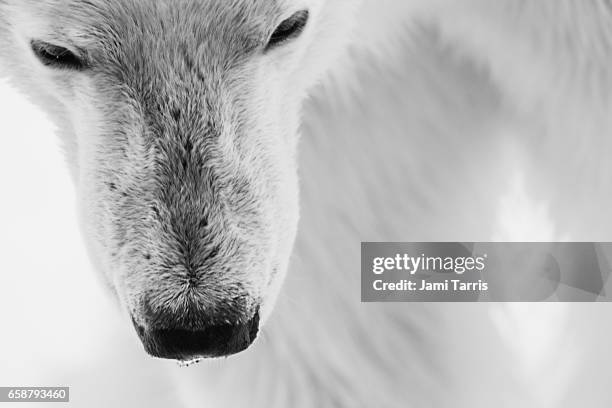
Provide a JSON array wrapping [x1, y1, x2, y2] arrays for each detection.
[[1, 0, 612, 407]]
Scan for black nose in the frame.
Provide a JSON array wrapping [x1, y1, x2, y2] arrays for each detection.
[[133, 311, 260, 361]]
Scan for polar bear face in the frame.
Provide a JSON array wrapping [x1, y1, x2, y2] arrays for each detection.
[[0, 0, 357, 360]]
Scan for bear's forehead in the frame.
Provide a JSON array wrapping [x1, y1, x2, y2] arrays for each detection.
[[26, 0, 286, 59]]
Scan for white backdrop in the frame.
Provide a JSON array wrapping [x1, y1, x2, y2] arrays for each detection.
[[0, 78, 112, 375]]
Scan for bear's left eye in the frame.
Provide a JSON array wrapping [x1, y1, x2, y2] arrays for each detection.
[[266, 10, 310, 51], [31, 40, 88, 70]]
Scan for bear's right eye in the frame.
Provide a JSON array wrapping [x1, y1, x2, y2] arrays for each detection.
[[31, 40, 88, 71]]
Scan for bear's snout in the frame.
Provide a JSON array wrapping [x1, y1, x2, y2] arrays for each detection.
[[132, 307, 260, 361]]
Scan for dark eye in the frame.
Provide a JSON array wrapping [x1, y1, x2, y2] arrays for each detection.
[[266, 10, 309, 50], [31, 40, 87, 70]]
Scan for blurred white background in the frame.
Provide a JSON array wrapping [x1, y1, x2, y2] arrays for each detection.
[[0, 78, 111, 378]]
